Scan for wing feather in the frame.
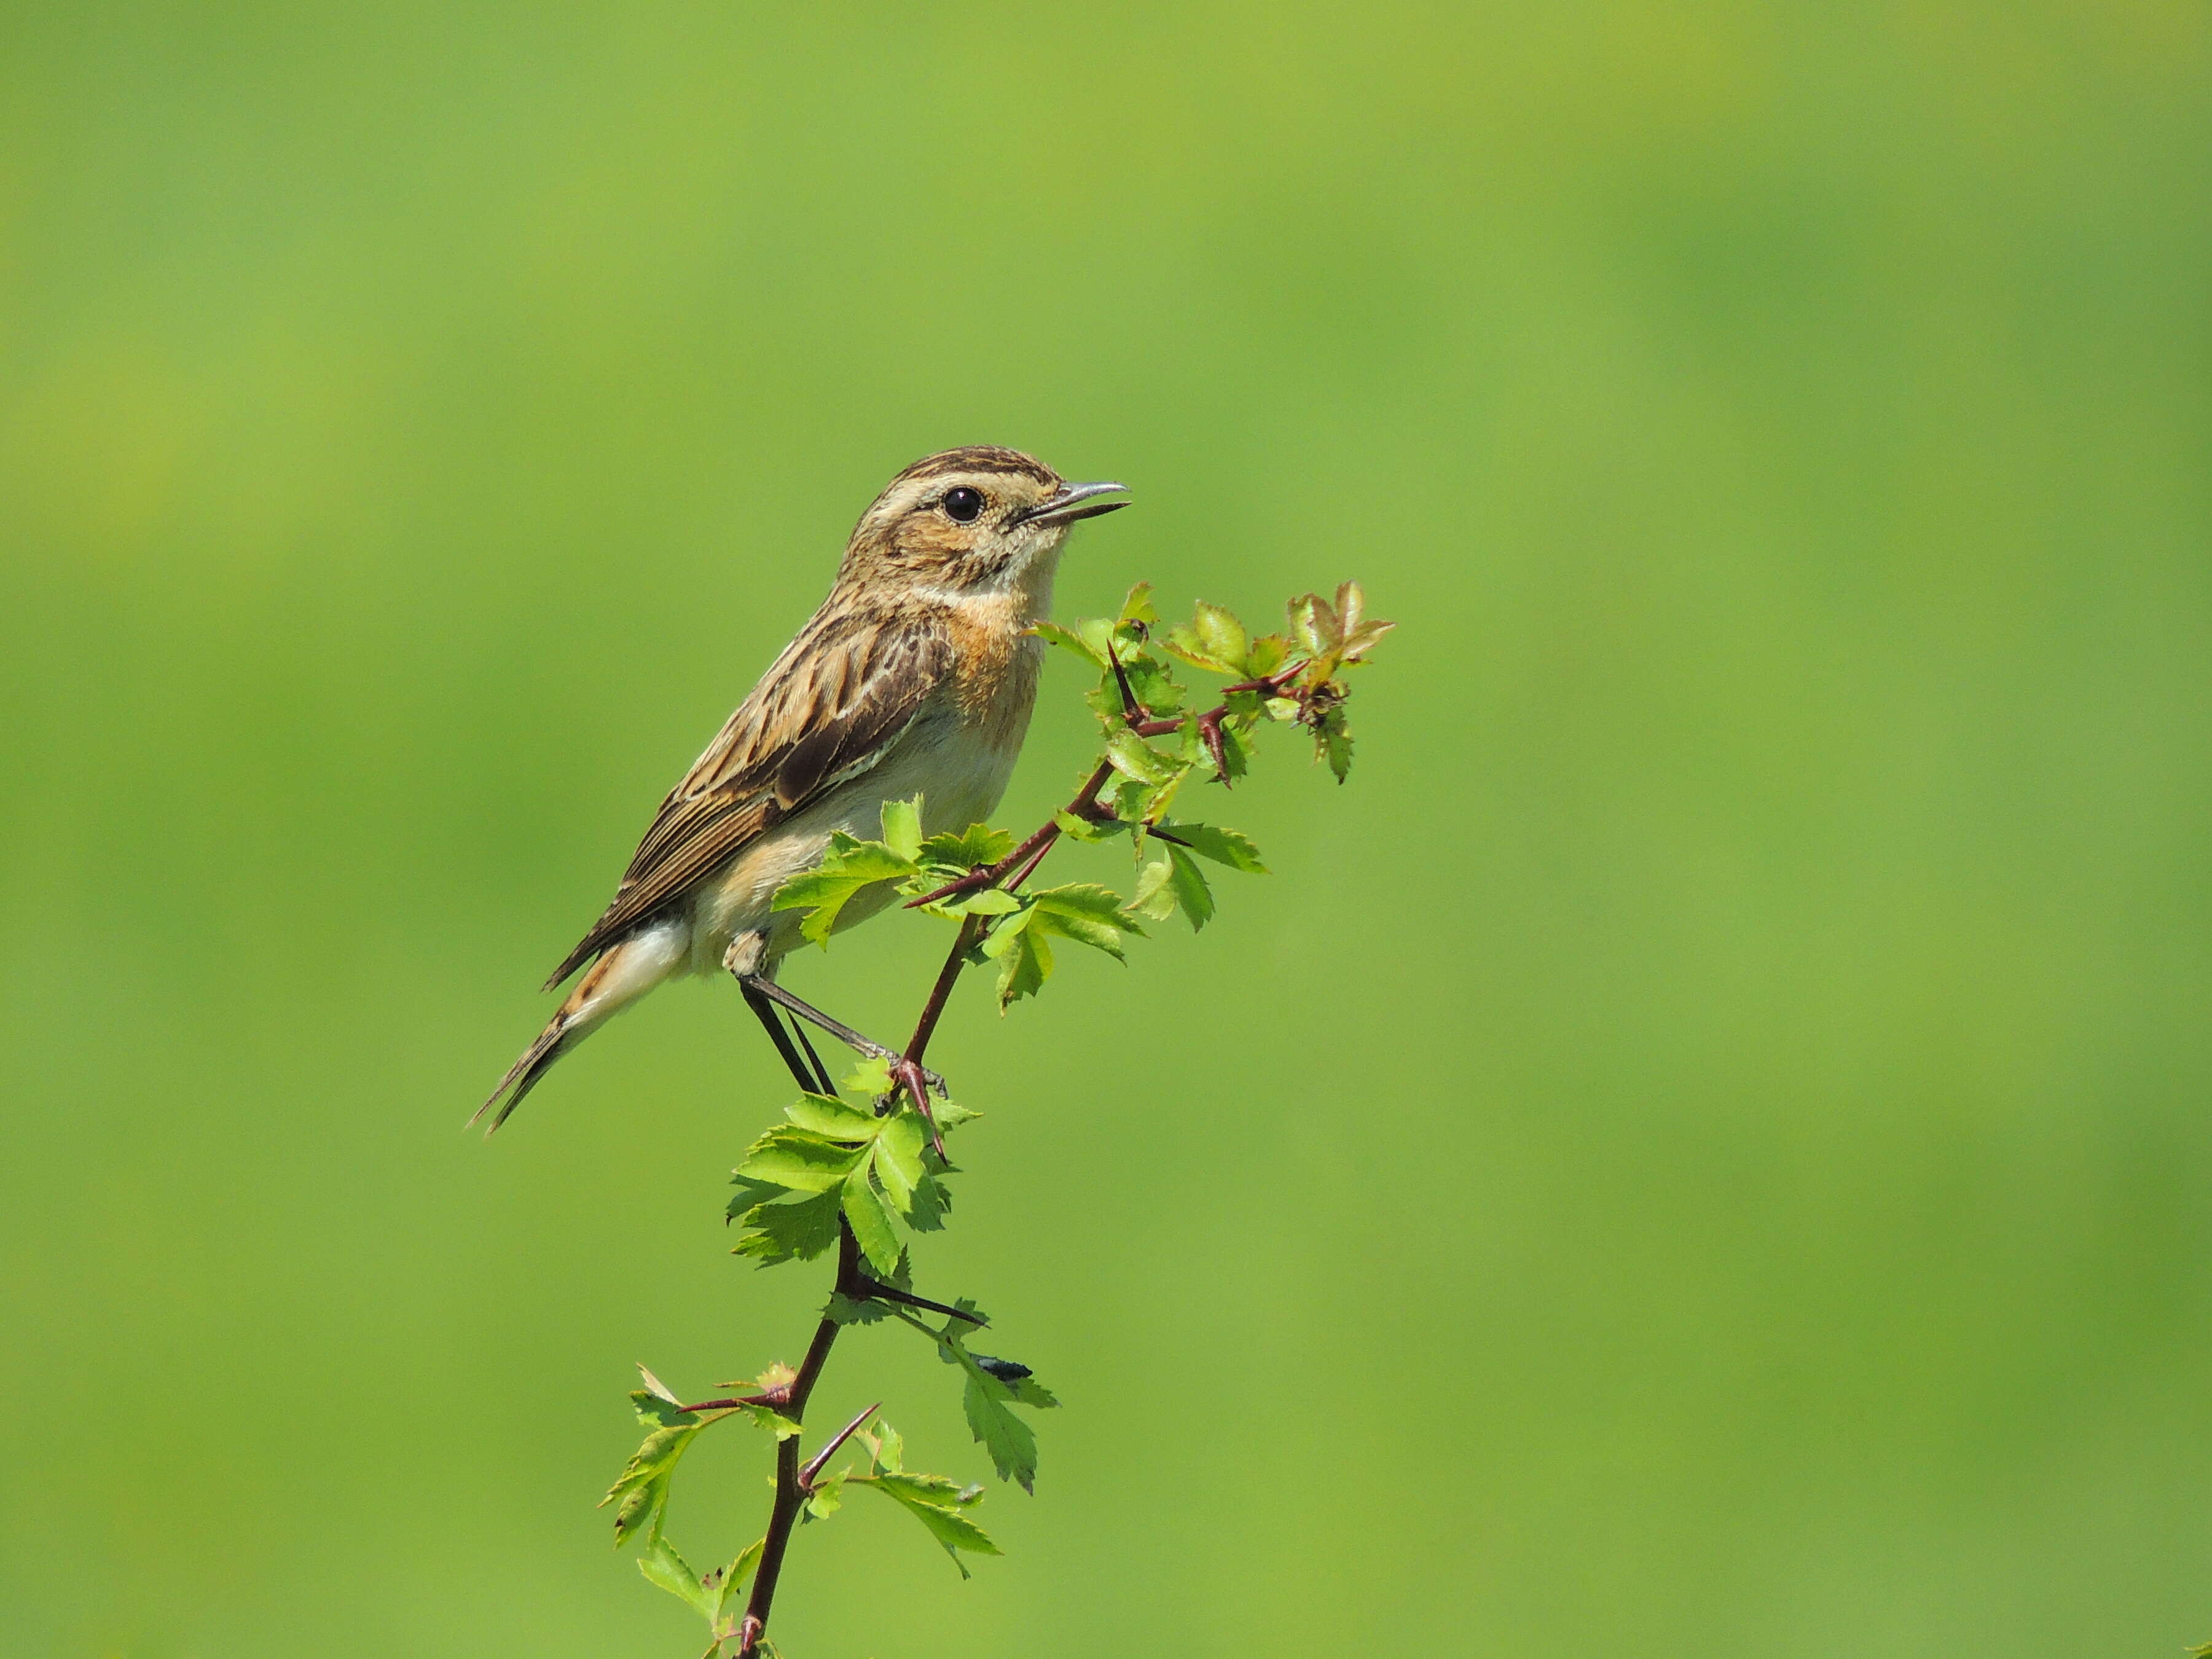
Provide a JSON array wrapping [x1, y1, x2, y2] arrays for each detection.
[[543, 606, 955, 989]]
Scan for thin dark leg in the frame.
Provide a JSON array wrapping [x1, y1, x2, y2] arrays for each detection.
[[737, 975, 946, 1094], [790, 1022, 834, 1096], [741, 981, 829, 1093]]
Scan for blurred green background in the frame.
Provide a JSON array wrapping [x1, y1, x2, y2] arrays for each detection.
[[3, 2, 2208, 1655]]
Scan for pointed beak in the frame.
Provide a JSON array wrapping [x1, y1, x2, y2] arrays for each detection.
[[1018, 480, 1131, 528]]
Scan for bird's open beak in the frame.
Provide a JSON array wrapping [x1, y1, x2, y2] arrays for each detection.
[[1019, 480, 1131, 528]]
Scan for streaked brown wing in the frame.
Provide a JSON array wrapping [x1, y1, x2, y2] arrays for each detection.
[[543, 605, 956, 988]]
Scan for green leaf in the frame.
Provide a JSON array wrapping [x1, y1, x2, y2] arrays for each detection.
[[1157, 822, 1267, 873], [960, 1372, 1038, 1494], [1053, 807, 1126, 843], [638, 1534, 715, 1617], [856, 1471, 1002, 1577], [939, 885, 1022, 916], [771, 833, 919, 946], [784, 1092, 883, 1142], [732, 1401, 806, 1440], [1118, 580, 1158, 626], [1029, 619, 1106, 666], [982, 910, 1051, 1008], [1105, 728, 1180, 786], [1166, 846, 1214, 930], [879, 796, 924, 862], [1244, 632, 1293, 678], [917, 822, 1016, 871], [804, 1469, 847, 1521], [1191, 602, 1248, 672], [841, 1054, 893, 1098], [726, 1175, 786, 1220], [871, 1110, 927, 1213], [841, 1169, 902, 1275], [1028, 882, 1145, 960], [734, 1126, 865, 1193], [1129, 854, 1178, 922], [906, 1174, 954, 1231], [710, 1537, 765, 1621], [602, 1413, 706, 1547], [904, 1317, 1060, 1494], [861, 1420, 904, 1475], [731, 1189, 844, 1265]]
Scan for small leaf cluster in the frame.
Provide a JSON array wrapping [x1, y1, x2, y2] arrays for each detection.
[[884, 1302, 1060, 1492], [727, 1057, 970, 1279], [602, 1367, 789, 1647], [838, 1419, 1002, 1579]]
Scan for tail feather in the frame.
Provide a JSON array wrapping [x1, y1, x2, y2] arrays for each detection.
[[473, 1019, 573, 1134], [474, 918, 688, 1134]]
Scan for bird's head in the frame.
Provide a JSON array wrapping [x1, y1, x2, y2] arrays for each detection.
[[840, 445, 1129, 603]]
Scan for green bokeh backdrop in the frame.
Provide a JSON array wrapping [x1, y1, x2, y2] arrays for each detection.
[[3, 4, 2207, 1655]]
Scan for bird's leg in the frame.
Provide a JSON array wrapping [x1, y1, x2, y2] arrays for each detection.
[[739, 980, 834, 1094], [734, 975, 948, 1097]]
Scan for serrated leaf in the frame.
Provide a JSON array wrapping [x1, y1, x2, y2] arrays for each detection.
[[917, 822, 1016, 871], [771, 833, 919, 947], [734, 1402, 806, 1440], [989, 916, 1051, 1008], [804, 1469, 847, 1521], [978, 903, 1037, 957], [713, 1537, 765, 1620], [1129, 854, 1178, 920], [1104, 729, 1179, 786], [857, 1472, 1002, 1576], [630, 1388, 700, 1430], [941, 886, 1022, 916], [726, 1175, 788, 1220], [1118, 581, 1158, 625], [1026, 880, 1147, 962], [1325, 728, 1354, 780], [841, 1170, 901, 1275], [732, 1189, 844, 1265], [1053, 807, 1127, 843], [1191, 602, 1248, 673], [879, 796, 924, 862], [639, 1534, 715, 1616], [1166, 845, 1214, 930], [925, 1323, 1057, 1492], [841, 1054, 893, 1098], [1244, 633, 1293, 677], [871, 1110, 926, 1212], [1158, 822, 1267, 872], [1029, 619, 1106, 666], [784, 1092, 883, 1141], [602, 1417, 705, 1547], [861, 1420, 904, 1475], [906, 1174, 953, 1231], [734, 1127, 865, 1193]]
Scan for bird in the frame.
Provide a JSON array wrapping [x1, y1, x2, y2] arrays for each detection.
[[476, 446, 1130, 1131]]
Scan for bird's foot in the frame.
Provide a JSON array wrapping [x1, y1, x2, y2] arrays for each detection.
[[878, 1056, 949, 1159]]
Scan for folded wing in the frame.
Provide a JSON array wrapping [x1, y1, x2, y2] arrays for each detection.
[[543, 605, 956, 989]]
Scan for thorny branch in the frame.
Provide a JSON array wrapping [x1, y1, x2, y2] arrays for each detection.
[[729, 667, 1316, 1657], [628, 582, 1390, 1659]]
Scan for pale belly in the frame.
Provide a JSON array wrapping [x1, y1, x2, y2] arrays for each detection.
[[685, 708, 1023, 976]]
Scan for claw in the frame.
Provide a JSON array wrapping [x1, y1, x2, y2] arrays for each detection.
[[886, 1057, 947, 1160]]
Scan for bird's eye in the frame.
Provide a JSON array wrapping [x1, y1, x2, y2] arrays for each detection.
[[942, 487, 985, 524]]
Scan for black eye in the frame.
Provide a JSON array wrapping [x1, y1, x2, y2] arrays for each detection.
[[942, 486, 985, 523]]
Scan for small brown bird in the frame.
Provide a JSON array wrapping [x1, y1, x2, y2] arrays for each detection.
[[477, 446, 1129, 1129]]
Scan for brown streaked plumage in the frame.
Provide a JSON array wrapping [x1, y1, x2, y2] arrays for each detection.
[[477, 446, 1129, 1130]]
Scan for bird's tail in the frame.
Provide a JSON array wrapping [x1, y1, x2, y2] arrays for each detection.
[[473, 919, 688, 1134]]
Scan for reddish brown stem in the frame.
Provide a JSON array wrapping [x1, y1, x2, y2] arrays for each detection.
[[737, 1228, 858, 1655], [735, 657, 1316, 1656]]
